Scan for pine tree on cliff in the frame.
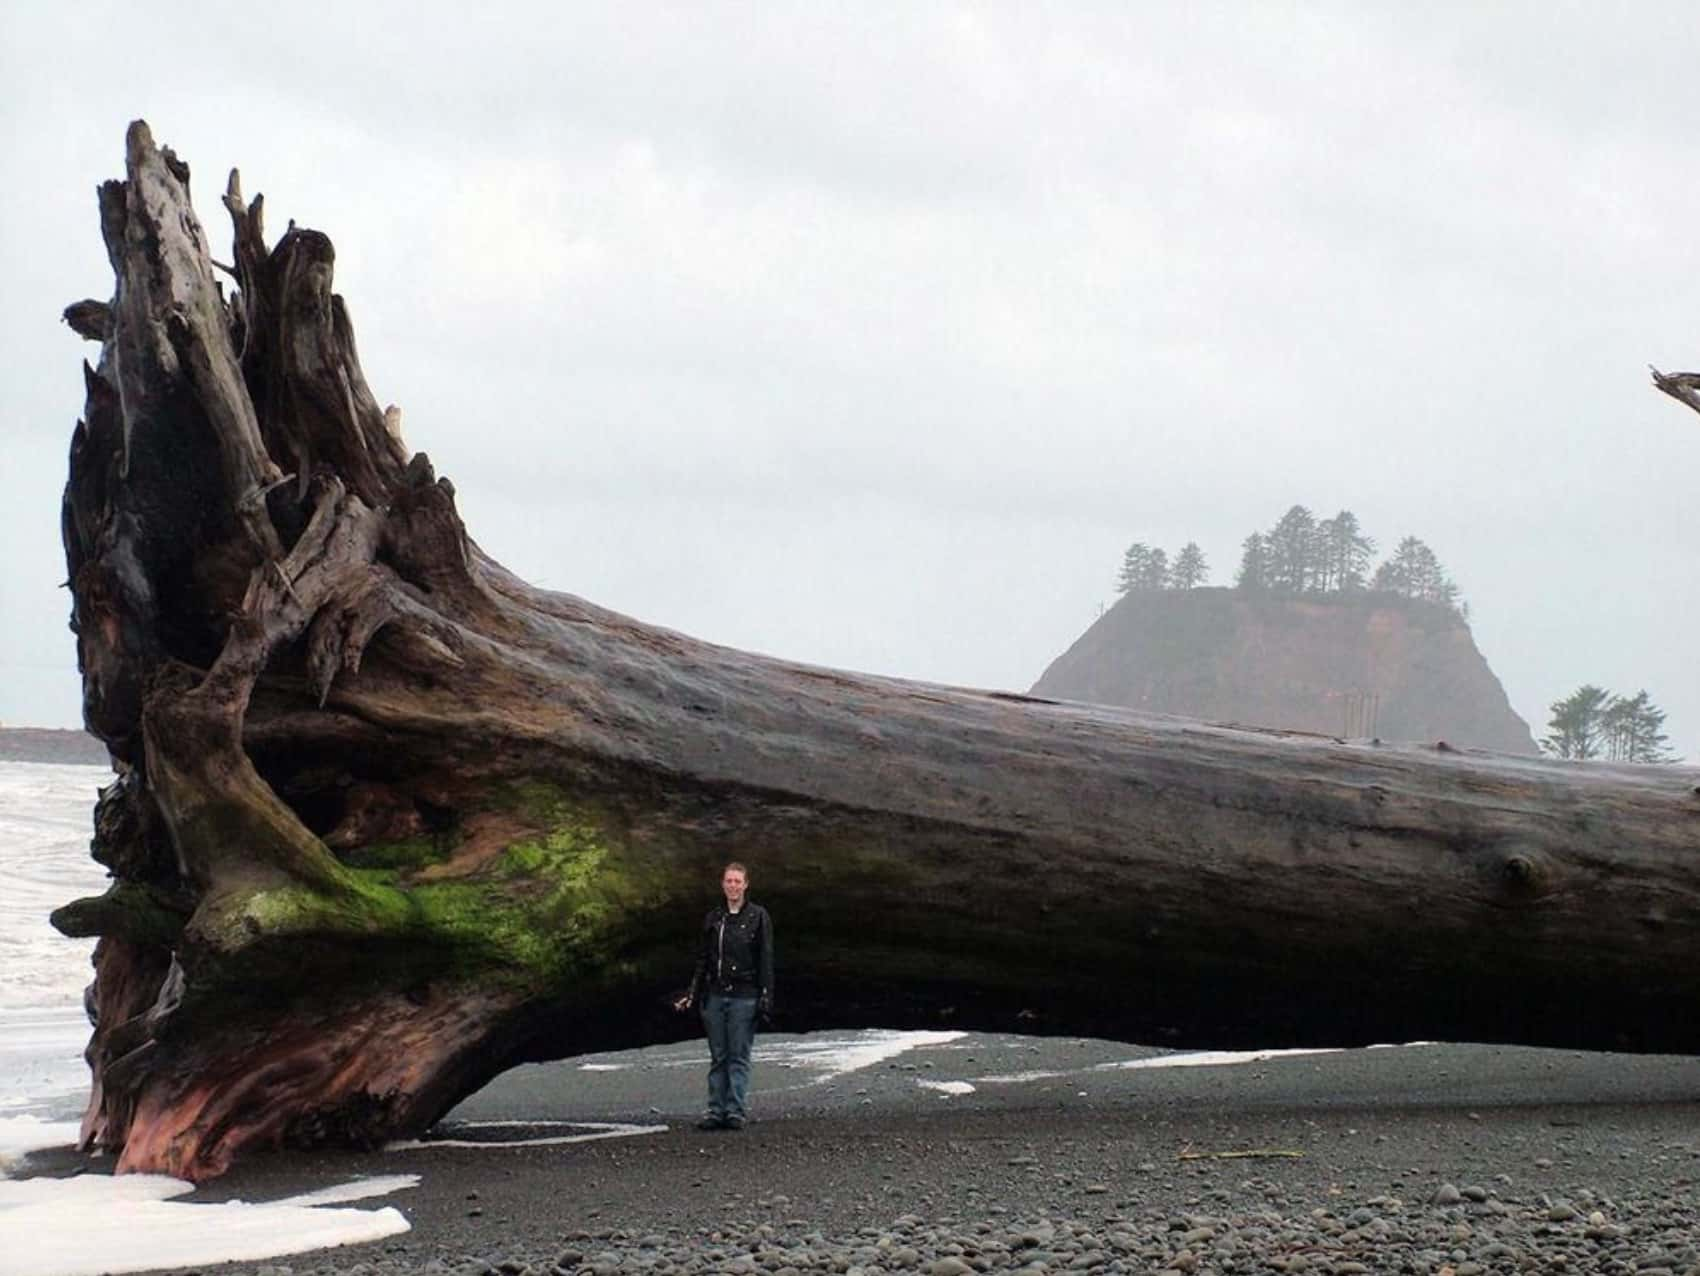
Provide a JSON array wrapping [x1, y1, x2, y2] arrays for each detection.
[[1410, 542, 1460, 610], [1371, 538, 1413, 594], [1143, 548, 1170, 590], [1265, 505, 1318, 593], [1542, 685, 1611, 759], [1373, 536, 1462, 613], [1600, 691, 1680, 763], [1317, 510, 1375, 592], [1171, 542, 1208, 589], [1600, 695, 1636, 762], [1625, 692, 1680, 763], [1116, 543, 1152, 595], [1116, 543, 1172, 593], [1235, 532, 1269, 591]]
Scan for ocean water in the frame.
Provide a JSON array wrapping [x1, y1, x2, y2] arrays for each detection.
[[0, 762, 109, 1122], [0, 763, 108, 1012]]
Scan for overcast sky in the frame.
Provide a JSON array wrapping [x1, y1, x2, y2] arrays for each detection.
[[3, 3, 1697, 761]]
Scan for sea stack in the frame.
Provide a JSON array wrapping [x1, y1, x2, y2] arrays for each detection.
[[1031, 587, 1537, 754]]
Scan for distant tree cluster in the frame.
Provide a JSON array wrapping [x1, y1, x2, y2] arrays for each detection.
[[1235, 507, 1375, 595], [1116, 541, 1208, 594], [1542, 685, 1679, 763], [1116, 505, 1467, 613], [1368, 536, 1461, 611], [1236, 506, 1462, 611], [1234, 505, 1462, 614]]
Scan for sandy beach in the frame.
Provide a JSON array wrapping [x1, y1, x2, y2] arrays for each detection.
[[16, 1032, 1699, 1275]]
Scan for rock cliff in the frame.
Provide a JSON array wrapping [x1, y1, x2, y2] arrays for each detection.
[[1031, 588, 1537, 754]]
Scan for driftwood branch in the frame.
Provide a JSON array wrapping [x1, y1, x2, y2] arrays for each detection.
[[1650, 364, 1700, 418]]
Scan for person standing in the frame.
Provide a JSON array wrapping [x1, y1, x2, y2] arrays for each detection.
[[675, 861, 774, 1130]]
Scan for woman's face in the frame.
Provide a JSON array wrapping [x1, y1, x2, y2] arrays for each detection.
[[722, 868, 747, 908]]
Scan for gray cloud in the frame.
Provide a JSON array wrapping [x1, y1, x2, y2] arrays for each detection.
[[3, 3, 1696, 759]]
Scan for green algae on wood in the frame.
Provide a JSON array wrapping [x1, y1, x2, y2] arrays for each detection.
[[183, 778, 677, 993]]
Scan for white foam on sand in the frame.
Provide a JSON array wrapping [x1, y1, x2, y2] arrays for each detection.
[[1097, 1047, 1343, 1070], [0, 1160, 415, 1276], [272, 1174, 420, 1207], [0, 1116, 81, 1175], [570, 1030, 971, 1081], [388, 1120, 666, 1151], [977, 1045, 1394, 1085], [917, 1079, 976, 1096], [763, 1030, 966, 1082]]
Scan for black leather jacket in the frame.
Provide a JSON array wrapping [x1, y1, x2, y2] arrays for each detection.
[[690, 901, 774, 1006]]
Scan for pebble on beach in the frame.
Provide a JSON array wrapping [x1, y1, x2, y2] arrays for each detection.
[[202, 1183, 1700, 1276]]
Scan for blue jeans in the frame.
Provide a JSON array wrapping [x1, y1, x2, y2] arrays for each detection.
[[701, 992, 758, 1120]]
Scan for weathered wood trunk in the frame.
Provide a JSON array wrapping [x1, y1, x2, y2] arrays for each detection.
[[54, 123, 1700, 1182]]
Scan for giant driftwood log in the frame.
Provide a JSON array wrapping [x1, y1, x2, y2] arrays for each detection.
[[55, 123, 1700, 1182]]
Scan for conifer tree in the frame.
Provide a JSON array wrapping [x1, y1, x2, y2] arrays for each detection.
[[1317, 510, 1374, 592], [1371, 537, 1416, 594], [1265, 505, 1318, 593], [1116, 542, 1152, 595], [1600, 690, 1680, 763], [1142, 547, 1171, 591], [1235, 532, 1268, 591], [1171, 542, 1208, 589], [1600, 695, 1633, 762], [1410, 542, 1459, 609], [1541, 685, 1611, 760], [1372, 536, 1462, 613]]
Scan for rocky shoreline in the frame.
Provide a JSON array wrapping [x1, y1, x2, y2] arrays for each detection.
[[31, 1035, 1694, 1276], [160, 1147, 1700, 1276], [321, 1186, 1700, 1276]]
